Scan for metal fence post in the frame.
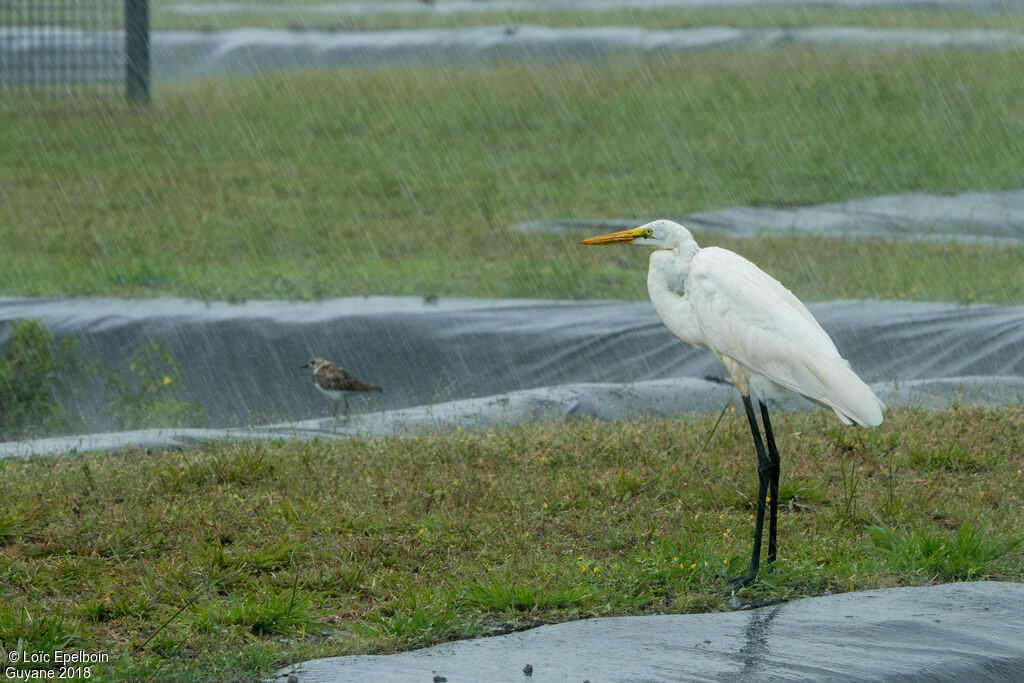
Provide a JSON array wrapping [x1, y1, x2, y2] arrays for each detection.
[[125, 0, 150, 102]]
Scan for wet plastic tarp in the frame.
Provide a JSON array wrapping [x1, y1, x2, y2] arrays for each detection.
[[2, 296, 1023, 457], [7, 25, 1024, 86], [512, 190, 1024, 245], [170, 0, 1024, 17], [150, 26, 1024, 80], [273, 582, 1024, 683]]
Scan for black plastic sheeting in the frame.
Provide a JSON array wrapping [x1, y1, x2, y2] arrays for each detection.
[[274, 582, 1024, 682], [2, 295, 1023, 457], [513, 190, 1024, 246]]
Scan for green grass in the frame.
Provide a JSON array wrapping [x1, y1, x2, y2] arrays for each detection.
[[4, 48, 1024, 303], [7, 15, 1024, 683], [0, 405, 1021, 680], [152, 2, 1024, 32], [872, 522, 1023, 581]]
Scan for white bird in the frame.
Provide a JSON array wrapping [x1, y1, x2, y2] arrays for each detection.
[[581, 220, 883, 588]]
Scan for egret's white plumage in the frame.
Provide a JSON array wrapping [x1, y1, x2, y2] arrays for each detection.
[[588, 219, 883, 426], [581, 219, 884, 587]]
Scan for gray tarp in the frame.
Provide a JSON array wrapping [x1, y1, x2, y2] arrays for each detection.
[[513, 190, 1024, 246], [2, 295, 1023, 457], [274, 582, 1024, 682], [7, 25, 1024, 86], [172, 0, 1024, 17], [150, 26, 1024, 80]]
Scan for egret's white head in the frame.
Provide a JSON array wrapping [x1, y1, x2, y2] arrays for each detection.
[[580, 219, 697, 252]]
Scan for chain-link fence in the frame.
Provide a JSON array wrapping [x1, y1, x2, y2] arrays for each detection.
[[0, 0, 149, 101]]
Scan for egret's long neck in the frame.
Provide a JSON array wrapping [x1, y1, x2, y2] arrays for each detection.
[[647, 246, 703, 346]]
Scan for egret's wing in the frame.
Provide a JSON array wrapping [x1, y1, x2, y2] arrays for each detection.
[[688, 248, 882, 426], [688, 248, 839, 361]]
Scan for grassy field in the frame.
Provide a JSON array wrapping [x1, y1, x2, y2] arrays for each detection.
[[4, 30, 1024, 682], [1, 406, 1022, 680], [152, 2, 1024, 32], [4, 48, 1024, 303], [6, 29, 1024, 679]]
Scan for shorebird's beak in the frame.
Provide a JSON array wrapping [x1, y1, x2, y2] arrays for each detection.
[[580, 227, 645, 245], [300, 363, 309, 369]]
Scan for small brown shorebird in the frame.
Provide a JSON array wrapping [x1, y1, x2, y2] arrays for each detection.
[[301, 357, 382, 417]]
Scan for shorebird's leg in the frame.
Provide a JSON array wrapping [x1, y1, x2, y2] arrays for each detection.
[[344, 398, 350, 416], [729, 395, 771, 590], [332, 402, 338, 418], [760, 401, 781, 565]]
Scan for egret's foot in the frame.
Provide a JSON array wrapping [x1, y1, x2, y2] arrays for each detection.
[[726, 571, 757, 591]]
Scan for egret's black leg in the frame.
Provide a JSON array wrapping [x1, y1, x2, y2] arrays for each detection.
[[729, 395, 772, 589], [760, 401, 781, 565], [332, 402, 338, 418]]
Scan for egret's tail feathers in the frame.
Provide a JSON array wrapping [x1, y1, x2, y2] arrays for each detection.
[[789, 357, 885, 428], [817, 362, 884, 428]]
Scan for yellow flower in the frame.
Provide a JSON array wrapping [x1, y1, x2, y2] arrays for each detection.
[[593, 567, 599, 573], [162, 375, 173, 385], [543, 502, 548, 508], [690, 562, 697, 569]]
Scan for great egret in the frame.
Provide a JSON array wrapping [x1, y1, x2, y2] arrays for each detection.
[[581, 220, 883, 587], [301, 357, 383, 417]]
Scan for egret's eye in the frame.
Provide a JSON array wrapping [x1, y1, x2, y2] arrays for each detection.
[[645, 229, 653, 237]]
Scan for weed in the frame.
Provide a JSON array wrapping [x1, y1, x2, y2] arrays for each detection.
[[78, 592, 150, 623], [358, 606, 459, 644], [871, 523, 1023, 580], [0, 607, 78, 664], [0, 509, 38, 544], [461, 570, 594, 613], [103, 341, 208, 430], [233, 589, 320, 637], [907, 440, 983, 472], [0, 319, 89, 440]]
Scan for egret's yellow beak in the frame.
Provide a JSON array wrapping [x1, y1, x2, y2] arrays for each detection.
[[580, 227, 645, 245]]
